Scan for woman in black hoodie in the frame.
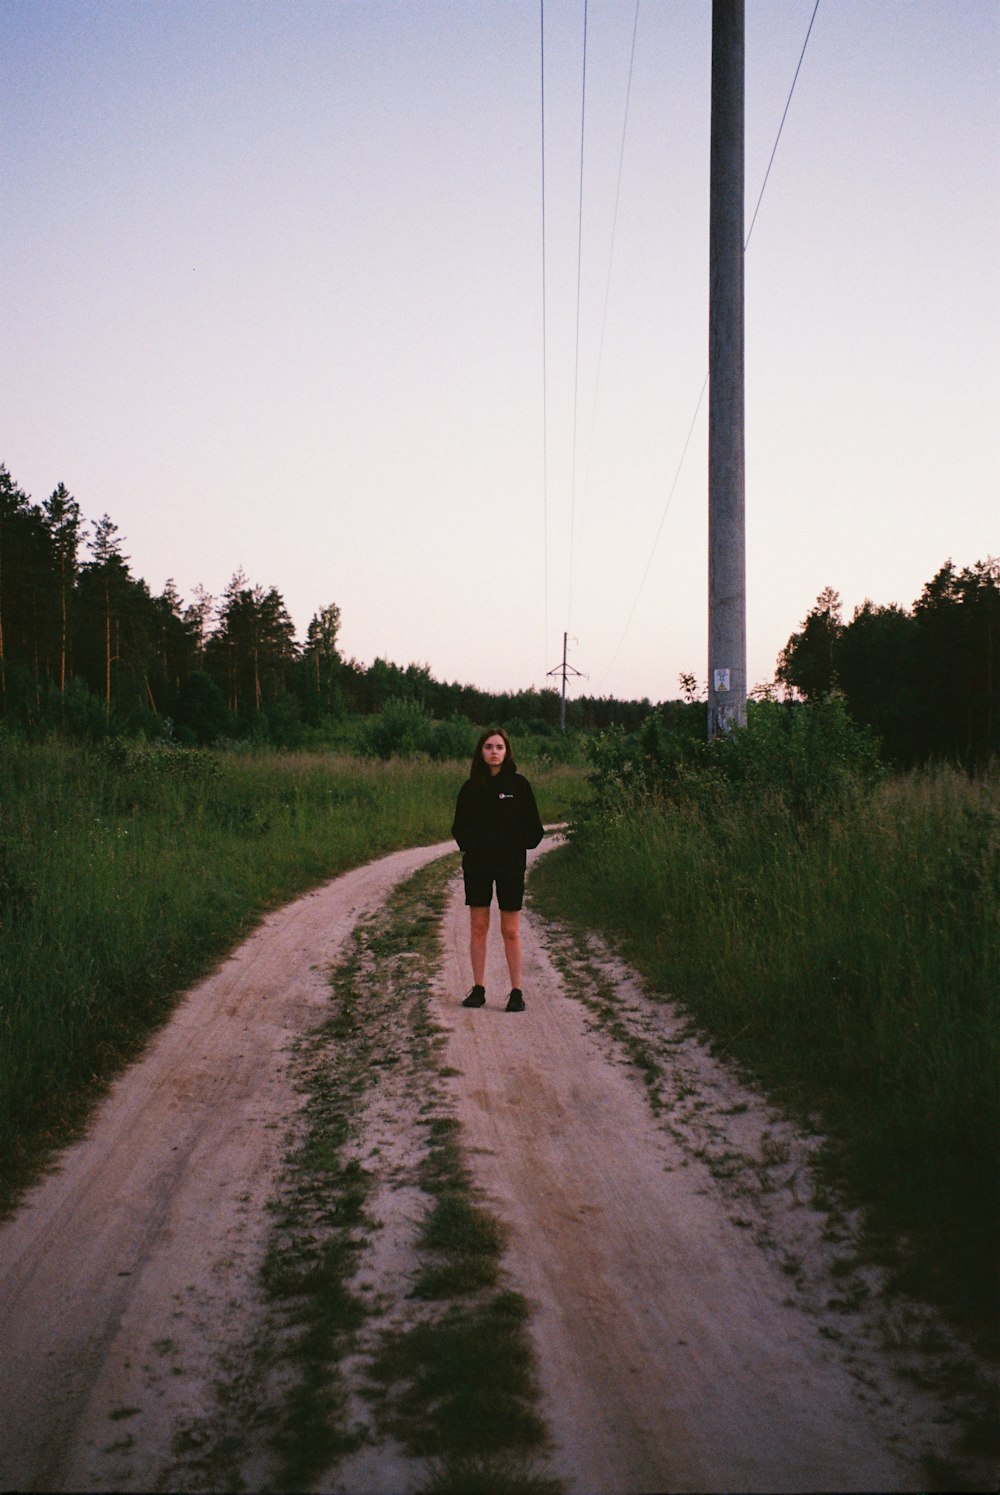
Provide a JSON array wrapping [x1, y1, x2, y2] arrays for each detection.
[[451, 727, 544, 1012]]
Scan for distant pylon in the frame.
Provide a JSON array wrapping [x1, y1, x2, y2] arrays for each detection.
[[548, 632, 585, 733]]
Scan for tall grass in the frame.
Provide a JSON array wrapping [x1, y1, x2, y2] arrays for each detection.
[[530, 763, 1000, 1341], [0, 740, 584, 1204]]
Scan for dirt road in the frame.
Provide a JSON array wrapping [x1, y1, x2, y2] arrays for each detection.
[[0, 840, 981, 1492]]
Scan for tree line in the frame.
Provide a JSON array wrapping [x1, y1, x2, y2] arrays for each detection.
[[0, 465, 657, 745], [775, 560, 999, 767], [3, 463, 994, 763]]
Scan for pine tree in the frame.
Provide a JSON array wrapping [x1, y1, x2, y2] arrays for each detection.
[[776, 587, 843, 701], [0, 465, 51, 709], [81, 515, 130, 719], [43, 483, 82, 694]]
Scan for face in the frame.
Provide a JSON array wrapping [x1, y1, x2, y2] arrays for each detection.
[[481, 734, 507, 774]]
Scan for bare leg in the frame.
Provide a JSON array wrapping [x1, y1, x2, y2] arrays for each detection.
[[469, 906, 490, 986], [499, 909, 522, 990]]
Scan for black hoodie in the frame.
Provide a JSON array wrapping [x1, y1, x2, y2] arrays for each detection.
[[451, 764, 544, 864]]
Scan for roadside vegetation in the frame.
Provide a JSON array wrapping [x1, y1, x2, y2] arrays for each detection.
[[529, 698, 999, 1356], [0, 739, 585, 1210]]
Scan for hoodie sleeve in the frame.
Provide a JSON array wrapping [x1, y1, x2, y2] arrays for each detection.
[[451, 781, 478, 852], [517, 776, 545, 850]]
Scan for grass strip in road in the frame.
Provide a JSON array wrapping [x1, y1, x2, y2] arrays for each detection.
[[371, 1292, 553, 1495], [409, 1117, 503, 1300], [366, 1106, 558, 1495]]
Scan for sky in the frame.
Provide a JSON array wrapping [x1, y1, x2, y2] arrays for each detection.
[[2, 0, 997, 703]]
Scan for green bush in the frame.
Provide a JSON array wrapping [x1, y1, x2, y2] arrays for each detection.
[[714, 697, 883, 811], [429, 714, 477, 762], [171, 670, 231, 744], [584, 697, 882, 829], [263, 693, 305, 748], [369, 698, 435, 759]]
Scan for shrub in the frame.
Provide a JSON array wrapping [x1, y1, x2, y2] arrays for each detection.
[[583, 697, 882, 829], [264, 693, 305, 748], [369, 697, 434, 759], [710, 697, 884, 822], [172, 671, 231, 744], [429, 715, 477, 762]]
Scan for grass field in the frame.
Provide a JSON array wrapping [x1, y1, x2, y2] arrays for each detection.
[[0, 739, 585, 1207], [529, 762, 1000, 1350]]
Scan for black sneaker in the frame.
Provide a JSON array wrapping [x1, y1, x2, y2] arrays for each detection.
[[505, 989, 525, 1012], [462, 985, 486, 1008]]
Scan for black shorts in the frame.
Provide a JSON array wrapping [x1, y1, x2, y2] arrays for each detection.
[[462, 852, 526, 912]]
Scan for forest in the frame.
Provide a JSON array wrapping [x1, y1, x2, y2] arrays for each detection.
[[0, 463, 656, 747], [1, 462, 997, 765], [775, 561, 999, 767]]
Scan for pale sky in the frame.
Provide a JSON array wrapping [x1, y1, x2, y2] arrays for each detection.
[[3, 0, 997, 702]]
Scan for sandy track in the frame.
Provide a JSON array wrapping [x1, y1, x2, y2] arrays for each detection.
[[437, 848, 921, 1494], [0, 836, 976, 1493], [0, 841, 452, 1495]]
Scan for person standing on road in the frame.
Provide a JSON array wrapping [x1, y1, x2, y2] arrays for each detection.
[[451, 727, 544, 1012]]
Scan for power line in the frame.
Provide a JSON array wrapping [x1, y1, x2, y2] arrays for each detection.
[[543, 0, 637, 679], [566, 0, 589, 633], [599, 0, 822, 691], [745, 0, 821, 250], [600, 373, 708, 688], [581, 0, 642, 522], [540, 0, 550, 672]]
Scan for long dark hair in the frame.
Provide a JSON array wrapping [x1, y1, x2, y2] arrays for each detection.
[[469, 727, 516, 785]]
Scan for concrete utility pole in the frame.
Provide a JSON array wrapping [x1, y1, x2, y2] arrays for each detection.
[[708, 0, 747, 738], [547, 632, 584, 733]]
